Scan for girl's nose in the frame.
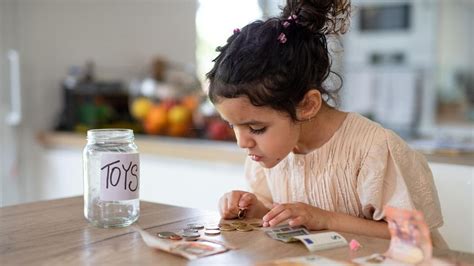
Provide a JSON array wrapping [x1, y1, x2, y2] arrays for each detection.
[[235, 130, 255, 149]]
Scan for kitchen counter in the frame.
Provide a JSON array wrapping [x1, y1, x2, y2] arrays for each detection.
[[38, 132, 474, 166], [38, 131, 247, 164]]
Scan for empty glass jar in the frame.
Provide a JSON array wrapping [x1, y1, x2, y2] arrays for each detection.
[[83, 129, 140, 228]]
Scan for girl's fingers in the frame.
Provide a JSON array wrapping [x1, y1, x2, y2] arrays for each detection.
[[267, 208, 292, 227], [227, 193, 241, 214], [238, 193, 254, 208], [288, 216, 305, 227], [222, 197, 235, 219], [262, 203, 285, 222]]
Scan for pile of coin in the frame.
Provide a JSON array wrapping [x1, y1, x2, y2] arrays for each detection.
[[219, 221, 263, 232], [156, 223, 220, 241], [157, 231, 183, 240], [156, 221, 263, 241]]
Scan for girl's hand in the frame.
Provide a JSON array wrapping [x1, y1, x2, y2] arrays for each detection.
[[218, 190, 259, 219], [262, 202, 333, 231]]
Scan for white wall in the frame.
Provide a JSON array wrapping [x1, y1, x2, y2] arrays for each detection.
[[17, 0, 197, 131], [7, 0, 197, 203]]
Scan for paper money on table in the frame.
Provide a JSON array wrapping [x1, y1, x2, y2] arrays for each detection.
[[264, 224, 310, 243], [293, 232, 348, 252], [134, 226, 229, 260], [384, 206, 432, 265], [256, 254, 355, 266]]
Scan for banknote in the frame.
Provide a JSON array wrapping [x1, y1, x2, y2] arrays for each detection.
[[384, 206, 432, 264], [293, 231, 348, 252], [264, 224, 311, 243], [135, 226, 229, 260]]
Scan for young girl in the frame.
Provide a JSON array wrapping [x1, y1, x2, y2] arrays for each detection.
[[206, 0, 446, 247]]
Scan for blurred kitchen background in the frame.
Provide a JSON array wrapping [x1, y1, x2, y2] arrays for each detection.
[[1, 0, 473, 252]]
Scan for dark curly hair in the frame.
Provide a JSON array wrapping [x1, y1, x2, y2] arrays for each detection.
[[206, 0, 351, 121]]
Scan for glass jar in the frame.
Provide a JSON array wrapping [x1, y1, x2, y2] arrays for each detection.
[[83, 129, 140, 228]]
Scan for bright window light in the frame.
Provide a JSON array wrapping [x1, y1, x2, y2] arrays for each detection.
[[196, 0, 262, 88]]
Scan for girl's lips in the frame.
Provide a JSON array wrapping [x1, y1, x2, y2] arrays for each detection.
[[249, 154, 262, 161]]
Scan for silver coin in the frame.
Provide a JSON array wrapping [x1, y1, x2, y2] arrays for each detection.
[[205, 224, 220, 230], [237, 209, 247, 219], [181, 228, 198, 233], [181, 231, 200, 238], [204, 229, 221, 236], [186, 223, 204, 230], [157, 231, 178, 239]]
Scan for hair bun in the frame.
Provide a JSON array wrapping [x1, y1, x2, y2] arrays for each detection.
[[282, 0, 350, 35]]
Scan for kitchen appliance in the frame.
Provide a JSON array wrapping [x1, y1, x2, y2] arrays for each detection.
[[341, 0, 437, 138]]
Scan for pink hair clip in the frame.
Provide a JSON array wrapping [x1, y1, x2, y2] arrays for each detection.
[[277, 33, 287, 44], [288, 14, 298, 20], [282, 21, 290, 28], [233, 28, 241, 34]]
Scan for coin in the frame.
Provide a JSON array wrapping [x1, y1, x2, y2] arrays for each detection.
[[186, 223, 204, 230], [181, 231, 200, 238], [169, 234, 183, 240], [237, 209, 247, 219], [236, 225, 253, 232], [205, 224, 220, 230], [184, 236, 199, 241], [157, 231, 178, 239], [204, 229, 221, 236], [249, 222, 263, 228], [181, 228, 198, 234], [219, 224, 236, 231], [231, 221, 247, 227]]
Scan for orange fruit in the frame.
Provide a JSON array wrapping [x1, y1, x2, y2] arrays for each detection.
[[143, 105, 168, 134], [180, 95, 200, 111], [167, 123, 190, 137]]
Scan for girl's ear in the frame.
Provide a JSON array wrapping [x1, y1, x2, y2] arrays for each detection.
[[296, 90, 322, 121]]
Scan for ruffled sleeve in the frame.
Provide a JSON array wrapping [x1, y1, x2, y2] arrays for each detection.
[[356, 128, 444, 230], [244, 158, 273, 208]]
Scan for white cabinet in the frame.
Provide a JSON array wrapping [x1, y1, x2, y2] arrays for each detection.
[[39, 148, 246, 212], [140, 154, 245, 211], [430, 162, 474, 253]]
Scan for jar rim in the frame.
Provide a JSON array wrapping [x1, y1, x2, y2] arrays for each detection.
[[87, 128, 134, 143]]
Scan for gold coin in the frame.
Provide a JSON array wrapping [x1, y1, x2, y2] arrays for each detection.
[[249, 222, 263, 228], [236, 225, 253, 232], [219, 224, 236, 231], [231, 221, 247, 227]]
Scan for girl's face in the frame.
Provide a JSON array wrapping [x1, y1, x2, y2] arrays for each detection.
[[214, 96, 300, 168]]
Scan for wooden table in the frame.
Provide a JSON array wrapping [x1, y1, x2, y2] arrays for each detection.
[[1, 197, 472, 265]]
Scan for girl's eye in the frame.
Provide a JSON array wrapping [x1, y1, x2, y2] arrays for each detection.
[[249, 126, 266, 135]]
